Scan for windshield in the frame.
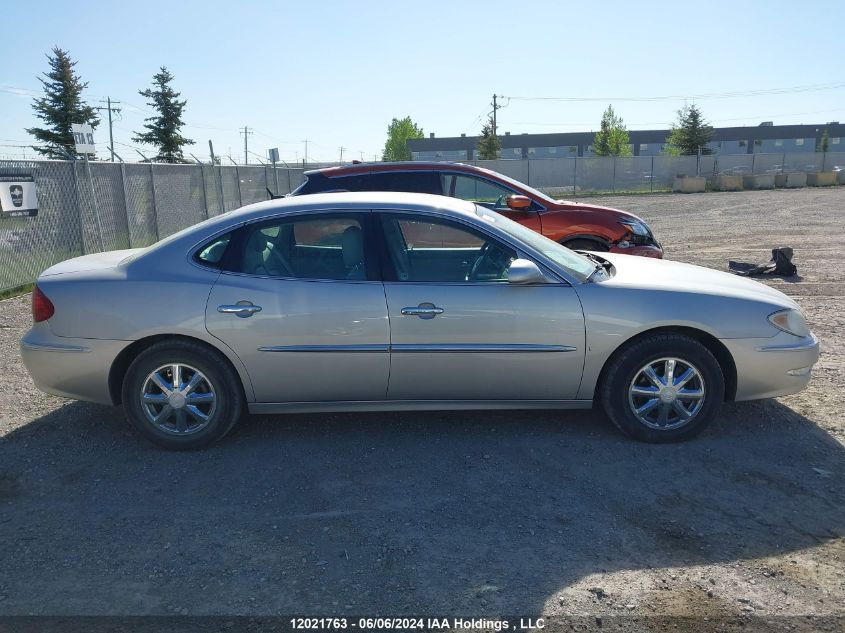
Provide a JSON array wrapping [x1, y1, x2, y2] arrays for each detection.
[[474, 206, 597, 281], [473, 166, 558, 205]]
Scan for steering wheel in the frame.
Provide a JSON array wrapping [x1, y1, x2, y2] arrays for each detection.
[[468, 243, 511, 281]]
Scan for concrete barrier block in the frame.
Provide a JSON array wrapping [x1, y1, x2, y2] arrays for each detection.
[[672, 176, 706, 193], [837, 170, 845, 185], [807, 172, 837, 186], [742, 174, 775, 190], [774, 172, 807, 188], [711, 174, 743, 191]]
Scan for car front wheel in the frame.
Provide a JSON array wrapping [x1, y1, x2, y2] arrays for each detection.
[[600, 334, 725, 442], [121, 341, 244, 450]]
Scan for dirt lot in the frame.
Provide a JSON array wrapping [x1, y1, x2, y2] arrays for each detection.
[[0, 187, 843, 628]]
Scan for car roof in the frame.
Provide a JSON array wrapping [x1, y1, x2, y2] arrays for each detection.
[[228, 191, 479, 223], [304, 161, 481, 178]]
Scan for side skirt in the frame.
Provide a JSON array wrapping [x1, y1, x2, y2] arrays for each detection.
[[248, 400, 594, 415]]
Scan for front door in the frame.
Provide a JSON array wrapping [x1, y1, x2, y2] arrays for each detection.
[[205, 211, 390, 403], [446, 173, 543, 233], [377, 212, 584, 401]]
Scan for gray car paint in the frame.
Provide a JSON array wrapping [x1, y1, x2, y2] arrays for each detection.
[[21, 192, 819, 413]]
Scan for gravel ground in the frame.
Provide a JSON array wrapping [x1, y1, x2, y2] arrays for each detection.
[[0, 187, 843, 629]]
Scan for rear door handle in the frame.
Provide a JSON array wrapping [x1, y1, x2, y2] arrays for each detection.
[[218, 302, 262, 318], [401, 303, 444, 319]]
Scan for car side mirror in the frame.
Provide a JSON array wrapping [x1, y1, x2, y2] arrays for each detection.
[[507, 259, 547, 284], [505, 195, 532, 211]]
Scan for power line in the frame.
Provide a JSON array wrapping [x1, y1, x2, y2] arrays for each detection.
[[502, 81, 845, 103]]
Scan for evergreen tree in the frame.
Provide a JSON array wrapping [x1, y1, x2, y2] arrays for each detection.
[[665, 104, 714, 155], [816, 129, 829, 153], [27, 47, 99, 159], [476, 115, 501, 160], [592, 105, 631, 156], [382, 116, 424, 161], [133, 67, 193, 163]]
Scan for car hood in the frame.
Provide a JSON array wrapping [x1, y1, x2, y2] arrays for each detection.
[[554, 200, 648, 225], [597, 252, 800, 310], [39, 248, 143, 277]]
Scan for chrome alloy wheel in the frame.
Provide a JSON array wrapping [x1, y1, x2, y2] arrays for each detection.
[[628, 357, 705, 430], [140, 363, 217, 435]]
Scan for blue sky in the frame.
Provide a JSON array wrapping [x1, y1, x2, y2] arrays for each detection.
[[1, 0, 844, 163]]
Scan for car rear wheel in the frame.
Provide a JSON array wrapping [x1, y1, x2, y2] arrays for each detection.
[[121, 341, 244, 450], [599, 334, 724, 442], [563, 238, 609, 252]]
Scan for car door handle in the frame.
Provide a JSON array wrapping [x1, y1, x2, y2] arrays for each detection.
[[217, 303, 262, 318], [401, 304, 444, 319]]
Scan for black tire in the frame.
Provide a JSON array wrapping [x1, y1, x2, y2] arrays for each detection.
[[563, 238, 609, 252], [599, 334, 724, 442], [121, 340, 244, 450]]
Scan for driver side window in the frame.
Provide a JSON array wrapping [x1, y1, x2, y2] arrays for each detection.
[[380, 214, 516, 283], [451, 175, 515, 210]]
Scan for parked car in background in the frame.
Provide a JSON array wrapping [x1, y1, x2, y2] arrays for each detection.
[[291, 162, 664, 258], [22, 192, 817, 450]]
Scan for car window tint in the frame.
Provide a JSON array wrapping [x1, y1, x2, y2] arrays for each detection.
[[453, 175, 514, 209], [194, 233, 231, 267], [380, 214, 515, 283], [333, 172, 444, 195], [232, 215, 367, 281]]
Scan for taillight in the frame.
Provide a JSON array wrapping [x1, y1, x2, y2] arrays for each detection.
[[32, 285, 55, 323]]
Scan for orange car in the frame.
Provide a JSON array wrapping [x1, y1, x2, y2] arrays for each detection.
[[291, 162, 663, 258]]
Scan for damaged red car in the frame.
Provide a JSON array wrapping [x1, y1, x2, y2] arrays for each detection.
[[290, 162, 663, 258]]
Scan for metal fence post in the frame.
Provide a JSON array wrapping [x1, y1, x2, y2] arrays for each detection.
[[84, 154, 106, 252], [217, 164, 225, 212], [119, 162, 133, 247], [650, 155, 654, 193], [573, 158, 577, 194], [751, 152, 756, 175], [197, 163, 209, 220], [822, 151, 827, 172], [70, 160, 87, 255], [612, 157, 616, 193], [235, 165, 243, 207], [149, 162, 160, 241]]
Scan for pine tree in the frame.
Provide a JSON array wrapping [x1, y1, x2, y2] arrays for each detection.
[[592, 105, 631, 157], [476, 115, 501, 160], [26, 47, 99, 159], [665, 104, 714, 155], [133, 67, 193, 163]]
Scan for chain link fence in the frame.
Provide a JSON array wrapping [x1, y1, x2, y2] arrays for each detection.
[[2, 153, 844, 292], [469, 152, 845, 195], [0, 160, 304, 292]]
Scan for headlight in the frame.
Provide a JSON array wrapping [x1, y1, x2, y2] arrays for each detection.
[[768, 309, 810, 337], [620, 219, 651, 237]]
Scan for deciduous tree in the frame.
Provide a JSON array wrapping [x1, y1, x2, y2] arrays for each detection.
[[592, 105, 631, 157], [382, 116, 424, 161]]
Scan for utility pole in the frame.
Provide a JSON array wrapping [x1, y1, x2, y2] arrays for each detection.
[[339, 147, 346, 163], [95, 97, 121, 162], [491, 94, 503, 137], [240, 126, 253, 164], [208, 140, 217, 165], [302, 139, 309, 166]]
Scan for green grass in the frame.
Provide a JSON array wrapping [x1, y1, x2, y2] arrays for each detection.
[[0, 282, 33, 300]]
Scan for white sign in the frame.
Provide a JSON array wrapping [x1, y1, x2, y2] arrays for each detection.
[[0, 176, 38, 218], [71, 123, 96, 154]]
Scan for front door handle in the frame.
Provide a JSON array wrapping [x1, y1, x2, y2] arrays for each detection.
[[401, 303, 444, 319], [218, 302, 262, 318]]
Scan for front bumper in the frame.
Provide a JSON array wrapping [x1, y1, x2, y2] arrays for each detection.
[[20, 323, 128, 405], [721, 332, 820, 401], [608, 242, 664, 259]]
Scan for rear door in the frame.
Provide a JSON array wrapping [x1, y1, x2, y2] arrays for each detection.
[[377, 211, 585, 401], [205, 210, 390, 403]]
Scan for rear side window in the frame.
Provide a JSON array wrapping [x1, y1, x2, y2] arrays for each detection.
[[332, 172, 444, 195], [225, 214, 370, 281], [193, 233, 231, 268]]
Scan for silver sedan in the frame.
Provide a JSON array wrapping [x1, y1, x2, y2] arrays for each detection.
[[21, 192, 820, 449]]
